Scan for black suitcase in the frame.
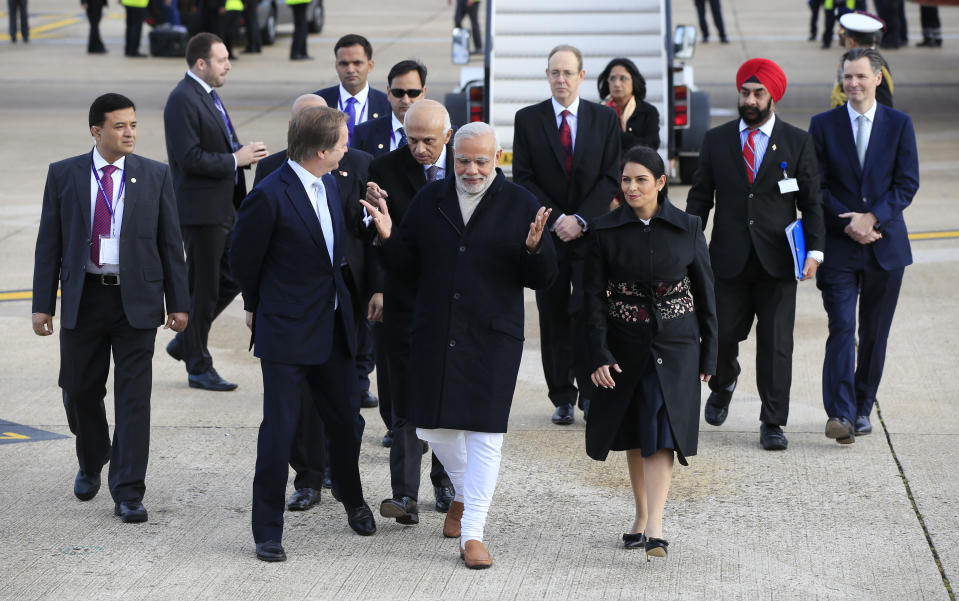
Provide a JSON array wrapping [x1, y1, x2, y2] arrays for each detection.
[[149, 27, 188, 57]]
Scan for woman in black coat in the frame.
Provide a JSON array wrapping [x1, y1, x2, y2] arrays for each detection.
[[584, 146, 717, 559], [598, 58, 661, 152]]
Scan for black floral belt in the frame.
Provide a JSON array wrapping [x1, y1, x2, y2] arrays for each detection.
[[606, 276, 694, 324]]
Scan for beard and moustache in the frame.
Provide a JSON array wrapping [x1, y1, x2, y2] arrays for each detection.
[[738, 100, 772, 127], [455, 168, 497, 196]]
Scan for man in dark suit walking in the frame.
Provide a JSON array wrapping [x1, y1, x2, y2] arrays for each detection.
[[253, 93, 378, 513], [352, 60, 428, 159], [364, 100, 456, 525], [315, 34, 390, 145], [163, 32, 268, 391], [233, 106, 376, 563], [809, 48, 919, 444], [32, 93, 190, 523], [686, 58, 826, 451], [512, 44, 620, 426]]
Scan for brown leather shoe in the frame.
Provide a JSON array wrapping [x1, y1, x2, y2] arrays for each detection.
[[460, 539, 493, 569], [443, 500, 464, 538]]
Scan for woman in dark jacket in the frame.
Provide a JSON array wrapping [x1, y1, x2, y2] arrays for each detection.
[[598, 58, 661, 152], [584, 146, 717, 559]]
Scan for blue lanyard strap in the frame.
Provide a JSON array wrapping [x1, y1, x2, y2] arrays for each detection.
[[91, 157, 125, 217]]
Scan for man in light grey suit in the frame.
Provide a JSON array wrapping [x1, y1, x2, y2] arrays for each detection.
[[32, 93, 190, 524]]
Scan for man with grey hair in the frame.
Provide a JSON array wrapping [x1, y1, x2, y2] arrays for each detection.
[[232, 105, 377, 563], [364, 99, 457, 527], [513, 44, 621, 426], [253, 93, 379, 516], [363, 121, 558, 569]]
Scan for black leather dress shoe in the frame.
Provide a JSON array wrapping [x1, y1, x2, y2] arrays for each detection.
[[622, 532, 647, 549], [379, 496, 419, 525], [645, 536, 669, 559], [256, 540, 286, 562], [114, 500, 148, 523], [74, 470, 101, 501], [360, 391, 378, 408], [704, 379, 736, 426], [760, 423, 788, 451], [290, 53, 314, 61], [88, 47, 108, 54], [166, 336, 183, 361], [188, 367, 238, 391], [346, 503, 376, 535], [125, 52, 147, 58], [551, 404, 574, 425], [579, 398, 591, 421], [287, 487, 321, 511], [825, 416, 856, 444], [381, 430, 394, 447], [434, 485, 454, 512], [855, 415, 872, 435]]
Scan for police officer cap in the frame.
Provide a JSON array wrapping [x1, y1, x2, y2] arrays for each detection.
[[839, 12, 885, 34]]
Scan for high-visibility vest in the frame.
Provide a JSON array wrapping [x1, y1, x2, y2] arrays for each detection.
[[121, 0, 149, 8], [226, 0, 243, 10], [286, 0, 310, 5]]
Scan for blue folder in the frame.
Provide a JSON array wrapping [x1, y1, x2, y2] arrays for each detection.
[[785, 219, 805, 280]]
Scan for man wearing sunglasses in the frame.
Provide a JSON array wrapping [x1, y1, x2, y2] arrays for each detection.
[[353, 60, 429, 159]]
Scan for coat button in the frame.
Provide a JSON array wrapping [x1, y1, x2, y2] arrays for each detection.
[[453, 292, 461, 300], [749, 219, 754, 225], [643, 226, 650, 233], [656, 357, 663, 365], [748, 193, 754, 199], [449, 339, 456, 347], [862, 197, 867, 203], [458, 245, 466, 252]]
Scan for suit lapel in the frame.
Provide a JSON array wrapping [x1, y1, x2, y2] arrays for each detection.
[[281, 165, 328, 257], [571, 101, 590, 170], [322, 172, 345, 264], [75, 153, 93, 232], [753, 119, 781, 186], [188, 77, 234, 151], [436, 178, 465, 235], [861, 103, 885, 178], [119, 154, 138, 236], [728, 123, 749, 186], [403, 148, 427, 192], [538, 100, 568, 174]]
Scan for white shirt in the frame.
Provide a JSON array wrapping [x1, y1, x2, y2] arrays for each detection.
[[390, 112, 404, 152], [287, 160, 335, 265], [186, 70, 238, 171], [847, 99, 877, 155], [551, 96, 580, 149], [88, 146, 126, 274], [424, 146, 448, 180], [338, 83, 371, 126]]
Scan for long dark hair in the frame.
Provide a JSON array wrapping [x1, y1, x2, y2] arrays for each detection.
[[622, 145, 667, 203], [597, 57, 647, 102]]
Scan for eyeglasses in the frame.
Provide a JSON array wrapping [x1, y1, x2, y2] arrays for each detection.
[[389, 88, 423, 98]]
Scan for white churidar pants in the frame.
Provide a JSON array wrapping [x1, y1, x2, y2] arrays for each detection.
[[416, 427, 504, 548]]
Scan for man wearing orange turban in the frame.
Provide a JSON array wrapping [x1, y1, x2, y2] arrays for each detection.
[[686, 58, 826, 451]]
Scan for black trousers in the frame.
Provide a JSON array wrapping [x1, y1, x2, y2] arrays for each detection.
[[59, 277, 156, 503], [536, 241, 593, 408], [372, 322, 392, 430], [124, 6, 146, 56], [454, 0, 481, 50], [252, 316, 364, 544], [710, 250, 797, 426], [243, 0, 260, 51], [220, 10, 241, 57], [920, 5, 941, 29], [7, 0, 28, 40], [178, 223, 241, 374], [808, 0, 821, 37], [85, 0, 105, 51], [875, 0, 905, 47], [694, 0, 726, 39], [290, 2, 308, 58]]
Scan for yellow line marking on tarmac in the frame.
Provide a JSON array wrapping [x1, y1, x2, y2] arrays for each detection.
[[0, 14, 83, 41], [0, 432, 31, 440]]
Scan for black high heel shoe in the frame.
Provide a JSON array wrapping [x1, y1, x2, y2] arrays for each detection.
[[645, 537, 669, 560], [622, 532, 647, 549]]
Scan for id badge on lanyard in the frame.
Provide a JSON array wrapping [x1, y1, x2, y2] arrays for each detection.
[[778, 161, 799, 194], [93, 159, 125, 264]]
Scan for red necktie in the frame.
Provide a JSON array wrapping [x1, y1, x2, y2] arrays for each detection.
[[92, 164, 117, 267], [743, 129, 758, 185], [559, 109, 573, 178]]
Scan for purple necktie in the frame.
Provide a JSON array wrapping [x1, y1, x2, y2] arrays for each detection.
[[344, 96, 357, 143], [92, 164, 117, 267], [210, 89, 239, 151]]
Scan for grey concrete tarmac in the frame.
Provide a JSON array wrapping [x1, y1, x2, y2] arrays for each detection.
[[1, 0, 958, 599]]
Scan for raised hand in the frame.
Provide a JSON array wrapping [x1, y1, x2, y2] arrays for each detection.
[[525, 207, 552, 252], [359, 196, 393, 241]]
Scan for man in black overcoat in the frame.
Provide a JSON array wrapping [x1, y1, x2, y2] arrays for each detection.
[[362, 121, 558, 569]]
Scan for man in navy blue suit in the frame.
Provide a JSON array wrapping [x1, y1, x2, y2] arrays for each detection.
[[352, 60, 428, 158], [315, 34, 390, 145], [232, 106, 376, 562], [809, 48, 919, 444]]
